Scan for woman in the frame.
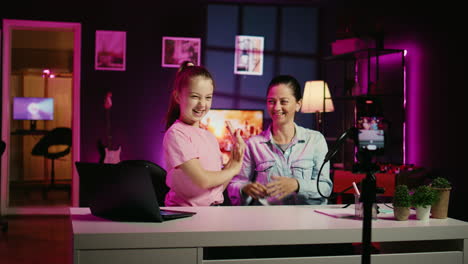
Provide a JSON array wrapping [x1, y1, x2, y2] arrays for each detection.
[[228, 75, 332, 205]]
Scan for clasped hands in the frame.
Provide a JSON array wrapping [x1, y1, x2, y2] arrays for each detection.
[[225, 121, 246, 168], [242, 176, 299, 200]]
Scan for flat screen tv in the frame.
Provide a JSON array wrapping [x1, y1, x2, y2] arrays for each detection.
[[13, 97, 54, 121], [200, 109, 263, 164]]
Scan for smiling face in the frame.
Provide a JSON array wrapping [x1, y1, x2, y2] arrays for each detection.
[[176, 76, 214, 127], [266, 84, 302, 127]]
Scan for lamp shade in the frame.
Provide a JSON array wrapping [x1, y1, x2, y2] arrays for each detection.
[[301, 80, 334, 113]]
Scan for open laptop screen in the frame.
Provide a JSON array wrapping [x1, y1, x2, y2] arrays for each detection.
[[75, 162, 195, 222]]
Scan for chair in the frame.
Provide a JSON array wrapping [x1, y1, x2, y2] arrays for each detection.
[[1, 140, 8, 232], [118, 160, 170, 206], [31, 127, 72, 197]]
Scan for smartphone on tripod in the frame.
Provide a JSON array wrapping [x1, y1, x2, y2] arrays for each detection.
[[356, 116, 385, 153]]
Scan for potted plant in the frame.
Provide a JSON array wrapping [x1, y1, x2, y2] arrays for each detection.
[[393, 185, 411, 221], [411, 185, 438, 221], [430, 177, 452, 219]]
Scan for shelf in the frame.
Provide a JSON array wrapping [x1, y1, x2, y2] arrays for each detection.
[[332, 94, 404, 100], [323, 47, 405, 167], [324, 48, 405, 61]]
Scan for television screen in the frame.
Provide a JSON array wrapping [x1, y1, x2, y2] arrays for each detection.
[[13, 97, 54, 120], [200, 109, 263, 164], [356, 116, 385, 151]]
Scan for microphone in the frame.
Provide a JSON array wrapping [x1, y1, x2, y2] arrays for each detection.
[[324, 127, 357, 162]]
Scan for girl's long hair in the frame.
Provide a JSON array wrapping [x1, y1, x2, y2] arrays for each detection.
[[164, 62, 215, 130]]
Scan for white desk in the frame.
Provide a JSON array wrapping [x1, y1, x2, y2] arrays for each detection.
[[71, 205, 468, 264]]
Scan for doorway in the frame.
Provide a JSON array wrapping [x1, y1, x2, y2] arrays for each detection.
[[1, 19, 81, 215]]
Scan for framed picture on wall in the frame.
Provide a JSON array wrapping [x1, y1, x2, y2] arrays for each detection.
[[162, 36, 201, 68], [234, 35, 264, 76], [95, 30, 126, 71]]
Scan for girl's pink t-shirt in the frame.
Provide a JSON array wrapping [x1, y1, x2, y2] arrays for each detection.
[[163, 120, 224, 206]]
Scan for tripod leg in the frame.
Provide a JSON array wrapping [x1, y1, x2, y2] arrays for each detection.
[[361, 172, 376, 264]]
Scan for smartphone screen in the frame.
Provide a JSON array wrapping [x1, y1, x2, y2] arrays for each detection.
[[356, 116, 385, 151]]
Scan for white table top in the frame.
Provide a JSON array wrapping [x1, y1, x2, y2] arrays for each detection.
[[71, 205, 468, 250]]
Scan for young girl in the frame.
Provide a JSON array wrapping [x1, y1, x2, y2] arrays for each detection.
[[163, 64, 245, 206]]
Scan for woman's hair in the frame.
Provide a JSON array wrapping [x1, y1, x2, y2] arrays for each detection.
[[266, 75, 302, 101], [164, 64, 215, 130]]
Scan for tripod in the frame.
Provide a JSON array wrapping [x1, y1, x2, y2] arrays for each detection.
[[355, 150, 378, 264], [316, 126, 381, 264]]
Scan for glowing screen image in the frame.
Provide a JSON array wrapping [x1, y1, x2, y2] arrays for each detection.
[[13, 97, 54, 120], [201, 109, 263, 164], [356, 116, 384, 151]]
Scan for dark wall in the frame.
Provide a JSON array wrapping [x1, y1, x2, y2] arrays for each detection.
[[78, 3, 207, 166], [2, 2, 207, 167]]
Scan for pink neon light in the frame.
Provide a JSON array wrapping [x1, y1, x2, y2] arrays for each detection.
[[406, 44, 422, 166], [403, 54, 407, 164], [384, 42, 421, 166]]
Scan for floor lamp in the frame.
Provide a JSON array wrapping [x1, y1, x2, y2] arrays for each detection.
[[301, 80, 334, 133]]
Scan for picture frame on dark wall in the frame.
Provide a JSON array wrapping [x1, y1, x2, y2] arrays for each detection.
[[234, 35, 264, 76], [95, 30, 126, 71], [162, 36, 201, 68]]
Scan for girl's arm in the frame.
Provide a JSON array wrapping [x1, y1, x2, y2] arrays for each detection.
[[177, 158, 240, 189], [178, 129, 245, 189]]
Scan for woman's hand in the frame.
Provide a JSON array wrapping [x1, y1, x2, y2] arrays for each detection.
[[242, 182, 268, 199], [266, 176, 299, 200]]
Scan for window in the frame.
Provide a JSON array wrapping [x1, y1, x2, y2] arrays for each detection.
[[205, 3, 320, 128]]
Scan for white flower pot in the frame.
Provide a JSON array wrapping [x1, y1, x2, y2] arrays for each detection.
[[416, 206, 431, 220]]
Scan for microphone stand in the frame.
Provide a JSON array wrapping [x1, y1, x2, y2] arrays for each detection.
[[317, 127, 378, 264], [356, 151, 377, 264]]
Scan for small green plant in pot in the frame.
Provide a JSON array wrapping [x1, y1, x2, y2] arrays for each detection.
[[393, 185, 411, 221], [412, 185, 438, 220], [430, 177, 452, 219]]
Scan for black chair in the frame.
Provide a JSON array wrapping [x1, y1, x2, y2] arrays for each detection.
[[31, 127, 72, 197], [118, 160, 170, 206], [1, 140, 8, 232]]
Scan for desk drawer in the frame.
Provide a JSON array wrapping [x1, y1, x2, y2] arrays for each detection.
[[203, 251, 463, 264], [76, 248, 197, 264]]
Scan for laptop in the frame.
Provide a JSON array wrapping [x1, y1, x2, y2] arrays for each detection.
[[75, 162, 196, 222]]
